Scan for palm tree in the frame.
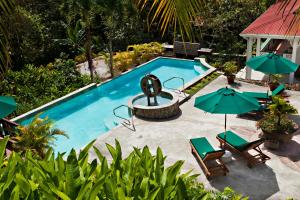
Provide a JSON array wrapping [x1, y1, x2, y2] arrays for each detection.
[[13, 115, 68, 158], [0, 0, 14, 77], [55, 20, 86, 56], [269, 96, 298, 126], [99, 0, 138, 78], [61, 0, 99, 81], [136, 0, 206, 41]]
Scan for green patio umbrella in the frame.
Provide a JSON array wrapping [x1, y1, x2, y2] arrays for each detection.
[[194, 87, 260, 140], [246, 53, 299, 74], [0, 96, 16, 119]]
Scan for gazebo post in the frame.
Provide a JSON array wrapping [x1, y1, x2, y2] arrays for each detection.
[[256, 37, 261, 56], [246, 37, 254, 80], [290, 39, 299, 84]]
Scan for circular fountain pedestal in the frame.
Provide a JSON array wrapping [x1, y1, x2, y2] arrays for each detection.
[[129, 91, 180, 119]]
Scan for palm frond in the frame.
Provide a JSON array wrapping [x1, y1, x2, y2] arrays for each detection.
[[137, 0, 210, 41], [0, 0, 14, 77]]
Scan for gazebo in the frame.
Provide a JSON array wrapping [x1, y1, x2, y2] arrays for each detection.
[[240, 0, 300, 84]]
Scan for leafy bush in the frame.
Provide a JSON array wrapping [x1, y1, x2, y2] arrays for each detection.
[[12, 115, 68, 158], [185, 72, 220, 95], [128, 42, 163, 64], [0, 138, 245, 199], [0, 59, 90, 116], [223, 61, 238, 76], [74, 53, 98, 64], [113, 42, 163, 72], [113, 51, 135, 72], [257, 96, 298, 134]]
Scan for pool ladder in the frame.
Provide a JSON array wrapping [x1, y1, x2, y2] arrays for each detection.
[[113, 105, 135, 131], [163, 77, 187, 97]]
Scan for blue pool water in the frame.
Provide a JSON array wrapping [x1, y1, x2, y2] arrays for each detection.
[[18, 57, 208, 153]]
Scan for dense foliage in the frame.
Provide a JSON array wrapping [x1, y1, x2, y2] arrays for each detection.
[[257, 96, 298, 134], [198, 0, 275, 54], [113, 42, 163, 72], [0, 59, 89, 116], [0, 138, 246, 199], [185, 72, 220, 95], [0, 0, 14, 74], [12, 116, 68, 158]]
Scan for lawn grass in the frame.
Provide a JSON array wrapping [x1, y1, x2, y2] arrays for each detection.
[[184, 72, 220, 95]]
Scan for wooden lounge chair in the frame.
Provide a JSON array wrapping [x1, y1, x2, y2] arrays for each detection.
[[174, 41, 200, 57], [190, 137, 228, 179], [216, 131, 270, 168], [243, 84, 286, 101]]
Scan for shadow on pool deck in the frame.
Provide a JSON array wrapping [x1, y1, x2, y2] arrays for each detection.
[[91, 75, 300, 199], [210, 160, 279, 200]]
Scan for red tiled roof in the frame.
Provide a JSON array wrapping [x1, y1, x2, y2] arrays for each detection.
[[241, 0, 300, 36]]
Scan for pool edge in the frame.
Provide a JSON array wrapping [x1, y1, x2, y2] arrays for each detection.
[[11, 83, 97, 122], [12, 57, 215, 123]]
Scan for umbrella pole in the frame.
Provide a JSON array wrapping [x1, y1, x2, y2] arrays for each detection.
[[266, 75, 270, 104], [223, 114, 227, 148]]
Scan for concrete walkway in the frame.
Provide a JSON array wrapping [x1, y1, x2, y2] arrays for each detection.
[[90, 76, 300, 200], [77, 58, 111, 79]]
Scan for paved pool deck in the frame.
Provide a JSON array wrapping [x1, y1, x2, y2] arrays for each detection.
[[90, 75, 300, 200]]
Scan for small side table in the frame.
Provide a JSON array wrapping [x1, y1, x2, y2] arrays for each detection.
[[222, 150, 232, 163], [197, 48, 213, 56]]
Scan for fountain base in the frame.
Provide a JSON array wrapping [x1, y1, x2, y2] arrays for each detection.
[[129, 91, 180, 119]]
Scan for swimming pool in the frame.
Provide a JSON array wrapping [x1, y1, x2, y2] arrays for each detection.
[[15, 57, 212, 153]]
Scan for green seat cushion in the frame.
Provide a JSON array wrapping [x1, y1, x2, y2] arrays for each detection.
[[271, 84, 285, 96], [217, 131, 249, 150], [243, 91, 269, 99], [190, 137, 218, 159]]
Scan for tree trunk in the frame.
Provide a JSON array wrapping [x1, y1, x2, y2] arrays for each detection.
[[85, 26, 94, 81], [108, 39, 114, 78]]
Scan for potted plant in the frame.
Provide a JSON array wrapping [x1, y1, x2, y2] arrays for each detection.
[[268, 74, 282, 91], [223, 61, 238, 84], [257, 96, 298, 149]]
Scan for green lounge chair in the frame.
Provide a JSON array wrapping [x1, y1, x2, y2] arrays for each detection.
[[243, 84, 285, 100], [216, 131, 270, 168], [190, 137, 228, 179]]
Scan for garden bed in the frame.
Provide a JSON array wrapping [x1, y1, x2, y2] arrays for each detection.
[[184, 72, 221, 95]]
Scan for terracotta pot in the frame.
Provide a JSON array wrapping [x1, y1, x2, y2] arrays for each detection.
[[226, 75, 235, 84], [259, 125, 298, 150], [268, 82, 279, 91]]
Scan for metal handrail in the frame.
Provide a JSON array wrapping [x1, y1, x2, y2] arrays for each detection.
[[162, 77, 186, 97], [113, 105, 135, 131]]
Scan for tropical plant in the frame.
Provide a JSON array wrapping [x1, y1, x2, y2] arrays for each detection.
[[223, 61, 238, 76], [0, 138, 245, 199], [136, 0, 205, 41], [12, 115, 68, 158], [269, 74, 282, 85], [0, 59, 90, 116], [55, 20, 86, 57], [61, 0, 100, 81], [268, 96, 298, 126], [99, 0, 139, 77], [0, 0, 14, 75], [196, 0, 271, 54], [257, 96, 298, 134]]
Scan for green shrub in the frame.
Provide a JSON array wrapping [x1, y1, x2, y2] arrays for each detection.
[[0, 138, 245, 199], [0, 59, 90, 116], [257, 96, 298, 134], [223, 61, 238, 76], [13, 115, 68, 158]]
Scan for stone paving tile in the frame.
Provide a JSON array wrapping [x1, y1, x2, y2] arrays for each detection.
[[91, 75, 300, 200]]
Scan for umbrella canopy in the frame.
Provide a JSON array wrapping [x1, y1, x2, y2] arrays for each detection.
[[0, 96, 16, 119], [194, 87, 260, 145], [194, 87, 260, 115], [246, 53, 299, 74]]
